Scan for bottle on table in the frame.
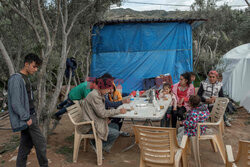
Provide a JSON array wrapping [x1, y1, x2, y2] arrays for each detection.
[[130, 95, 135, 111], [136, 90, 140, 100]]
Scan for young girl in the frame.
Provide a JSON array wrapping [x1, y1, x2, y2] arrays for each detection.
[[183, 95, 210, 136], [159, 83, 177, 127]]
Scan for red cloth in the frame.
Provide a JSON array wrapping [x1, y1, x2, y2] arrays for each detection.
[[172, 82, 195, 111], [130, 91, 145, 97], [177, 85, 188, 105]]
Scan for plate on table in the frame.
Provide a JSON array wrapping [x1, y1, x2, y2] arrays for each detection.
[[136, 103, 147, 107]]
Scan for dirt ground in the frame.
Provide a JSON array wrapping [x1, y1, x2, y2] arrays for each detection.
[[0, 108, 249, 167]]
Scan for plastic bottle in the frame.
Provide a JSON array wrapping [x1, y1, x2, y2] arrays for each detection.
[[136, 90, 140, 100], [130, 95, 134, 109], [130, 95, 134, 101]]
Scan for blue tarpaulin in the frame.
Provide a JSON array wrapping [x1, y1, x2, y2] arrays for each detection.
[[91, 22, 193, 94]]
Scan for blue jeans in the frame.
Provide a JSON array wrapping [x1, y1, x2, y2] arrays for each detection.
[[55, 98, 74, 117], [90, 123, 120, 152], [103, 123, 120, 152]]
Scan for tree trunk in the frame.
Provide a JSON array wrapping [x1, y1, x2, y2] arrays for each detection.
[[0, 39, 15, 76], [15, 43, 22, 72], [75, 69, 80, 84], [73, 77, 78, 86], [64, 68, 72, 101], [45, 31, 68, 139], [85, 55, 89, 81], [37, 52, 48, 125]]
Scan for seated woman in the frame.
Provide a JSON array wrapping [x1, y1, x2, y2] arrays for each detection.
[[197, 70, 231, 127], [105, 82, 130, 136], [81, 76, 127, 153], [172, 72, 195, 127]]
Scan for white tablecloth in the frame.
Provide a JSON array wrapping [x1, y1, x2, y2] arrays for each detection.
[[112, 97, 172, 121]]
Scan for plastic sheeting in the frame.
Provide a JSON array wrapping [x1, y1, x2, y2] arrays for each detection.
[[90, 22, 193, 94], [220, 43, 250, 113]]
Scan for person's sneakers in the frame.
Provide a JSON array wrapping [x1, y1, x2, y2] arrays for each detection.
[[103, 146, 111, 153], [51, 114, 61, 121], [225, 120, 232, 127], [119, 131, 130, 137], [89, 140, 96, 152], [57, 105, 63, 110], [90, 140, 105, 159]]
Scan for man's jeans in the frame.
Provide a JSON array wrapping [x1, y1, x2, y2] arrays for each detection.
[[55, 98, 74, 117], [16, 113, 48, 167], [90, 123, 120, 152], [103, 123, 120, 152]]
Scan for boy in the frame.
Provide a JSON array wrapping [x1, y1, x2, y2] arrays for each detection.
[[8, 53, 48, 167]]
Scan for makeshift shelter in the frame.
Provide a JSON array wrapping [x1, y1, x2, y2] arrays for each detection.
[[90, 18, 206, 94], [221, 43, 250, 113]]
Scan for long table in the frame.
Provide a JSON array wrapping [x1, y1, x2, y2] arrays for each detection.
[[112, 97, 172, 152], [113, 97, 172, 122]]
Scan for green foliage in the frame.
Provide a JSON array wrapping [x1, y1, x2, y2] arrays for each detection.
[[65, 134, 74, 144], [56, 146, 73, 162], [190, 1, 250, 75], [0, 135, 20, 154]]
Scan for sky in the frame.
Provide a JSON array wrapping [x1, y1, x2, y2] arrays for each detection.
[[110, 0, 248, 11]]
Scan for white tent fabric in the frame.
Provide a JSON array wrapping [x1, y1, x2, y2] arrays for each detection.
[[221, 43, 250, 113]]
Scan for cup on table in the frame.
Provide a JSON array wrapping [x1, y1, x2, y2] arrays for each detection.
[[134, 106, 138, 115], [158, 99, 164, 109], [153, 107, 157, 116]]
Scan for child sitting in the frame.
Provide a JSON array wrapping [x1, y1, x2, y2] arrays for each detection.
[[159, 83, 177, 127], [183, 95, 210, 137], [177, 95, 209, 167]]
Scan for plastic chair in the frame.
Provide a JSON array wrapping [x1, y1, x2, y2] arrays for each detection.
[[133, 125, 188, 167], [67, 101, 103, 165], [197, 97, 229, 164], [226, 140, 250, 167]]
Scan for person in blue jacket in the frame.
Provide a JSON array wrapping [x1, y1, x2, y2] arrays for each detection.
[[8, 53, 48, 167]]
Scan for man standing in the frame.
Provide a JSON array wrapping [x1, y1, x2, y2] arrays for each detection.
[[8, 53, 48, 167]]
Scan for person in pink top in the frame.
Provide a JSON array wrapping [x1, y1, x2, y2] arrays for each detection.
[[172, 72, 195, 127]]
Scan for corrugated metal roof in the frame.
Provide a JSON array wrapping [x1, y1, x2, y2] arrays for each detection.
[[95, 18, 207, 28]]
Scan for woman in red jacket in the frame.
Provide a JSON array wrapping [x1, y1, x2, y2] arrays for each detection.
[[172, 72, 195, 127]]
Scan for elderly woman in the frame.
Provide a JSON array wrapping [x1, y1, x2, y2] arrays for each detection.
[[197, 70, 231, 127], [172, 72, 195, 127], [81, 76, 127, 152]]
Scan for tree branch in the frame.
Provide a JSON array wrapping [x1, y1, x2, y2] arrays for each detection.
[[37, 0, 51, 50], [64, 0, 68, 27], [244, 0, 250, 6], [4, 2, 42, 43], [0, 39, 15, 75], [66, 3, 92, 35], [51, 0, 60, 47]]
